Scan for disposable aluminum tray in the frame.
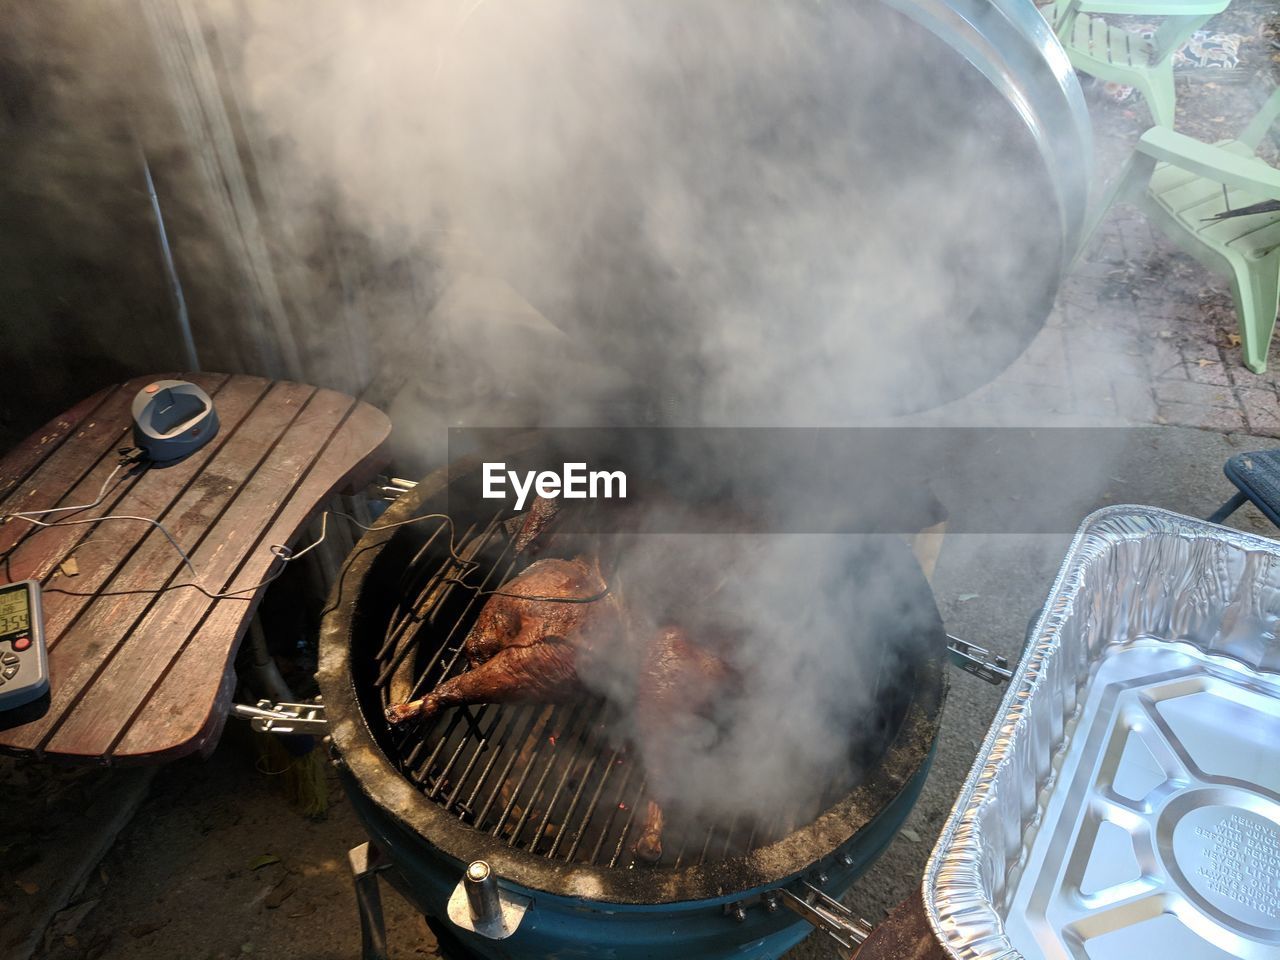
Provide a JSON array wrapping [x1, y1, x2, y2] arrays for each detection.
[[925, 506, 1280, 960]]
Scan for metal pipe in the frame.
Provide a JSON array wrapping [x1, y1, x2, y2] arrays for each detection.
[[140, 149, 200, 372], [464, 860, 502, 924], [240, 616, 296, 704]]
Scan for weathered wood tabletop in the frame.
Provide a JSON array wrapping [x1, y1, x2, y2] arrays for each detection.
[[0, 373, 390, 764]]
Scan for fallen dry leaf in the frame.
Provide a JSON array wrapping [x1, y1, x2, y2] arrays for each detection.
[[1228, 333, 1242, 347], [265, 879, 297, 910], [16, 880, 38, 895], [1196, 358, 1218, 367]]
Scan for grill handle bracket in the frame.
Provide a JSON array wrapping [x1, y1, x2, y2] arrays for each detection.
[[446, 861, 531, 940], [946, 635, 1013, 686], [778, 882, 873, 955]]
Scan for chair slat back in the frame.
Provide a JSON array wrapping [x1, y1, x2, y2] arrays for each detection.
[[1052, 0, 1083, 37]]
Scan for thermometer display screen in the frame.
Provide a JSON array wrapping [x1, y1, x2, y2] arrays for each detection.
[[0, 588, 30, 637]]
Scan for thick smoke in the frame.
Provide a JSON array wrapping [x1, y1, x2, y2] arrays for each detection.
[[224, 0, 1069, 427], [182, 1, 1112, 836], [570, 531, 936, 829]]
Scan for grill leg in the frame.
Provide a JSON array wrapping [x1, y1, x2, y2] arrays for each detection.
[[350, 842, 390, 960]]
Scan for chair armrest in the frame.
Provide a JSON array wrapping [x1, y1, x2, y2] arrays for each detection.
[[1136, 127, 1280, 201]]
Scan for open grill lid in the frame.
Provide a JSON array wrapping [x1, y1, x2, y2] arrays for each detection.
[[318, 449, 948, 905], [427, 0, 1090, 417]]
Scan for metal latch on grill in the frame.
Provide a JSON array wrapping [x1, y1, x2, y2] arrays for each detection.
[[446, 860, 531, 940], [231, 699, 329, 735], [376, 476, 418, 502], [946, 635, 1013, 685], [778, 881, 873, 953]]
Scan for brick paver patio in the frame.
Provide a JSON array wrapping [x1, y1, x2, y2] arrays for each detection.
[[936, 75, 1280, 436]]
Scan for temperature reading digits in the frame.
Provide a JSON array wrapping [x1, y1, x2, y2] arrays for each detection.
[[0, 591, 29, 637]]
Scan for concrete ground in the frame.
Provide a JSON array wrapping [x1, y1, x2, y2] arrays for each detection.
[[11, 9, 1280, 959]]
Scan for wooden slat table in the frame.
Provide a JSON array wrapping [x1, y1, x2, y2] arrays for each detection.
[[0, 374, 390, 764]]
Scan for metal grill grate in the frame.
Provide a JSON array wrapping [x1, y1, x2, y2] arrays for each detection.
[[369, 508, 863, 869]]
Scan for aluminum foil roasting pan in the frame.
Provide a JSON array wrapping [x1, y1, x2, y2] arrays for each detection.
[[925, 506, 1280, 960]]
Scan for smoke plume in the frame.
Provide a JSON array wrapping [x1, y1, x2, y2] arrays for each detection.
[[4, 0, 1133, 844], [211, 0, 1096, 833]]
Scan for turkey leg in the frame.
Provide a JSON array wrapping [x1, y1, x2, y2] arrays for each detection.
[[386, 640, 580, 725]]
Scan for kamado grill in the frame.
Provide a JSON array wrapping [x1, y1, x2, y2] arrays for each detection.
[[319, 452, 947, 959], [317, 0, 1094, 955]]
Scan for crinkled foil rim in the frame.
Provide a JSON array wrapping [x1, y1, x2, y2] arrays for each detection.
[[920, 504, 1280, 960]]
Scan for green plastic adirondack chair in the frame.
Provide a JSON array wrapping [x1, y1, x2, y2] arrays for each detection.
[[1086, 87, 1280, 373], [1050, 0, 1230, 127]]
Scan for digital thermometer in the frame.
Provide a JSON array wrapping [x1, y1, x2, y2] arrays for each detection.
[[0, 580, 49, 709]]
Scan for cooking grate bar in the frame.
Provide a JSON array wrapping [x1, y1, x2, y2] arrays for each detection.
[[474, 705, 550, 828], [696, 822, 716, 866], [490, 706, 562, 837], [374, 519, 457, 665], [556, 745, 620, 861], [376, 519, 483, 692], [526, 705, 609, 855], [377, 527, 485, 722], [426, 704, 501, 800], [446, 706, 521, 815], [461, 705, 533, 817], [607, 776, 648, 868], [721, 814, 741, 860], [744, 819, 761, 854], [405, 518, 512, 703], [588, 761, 638, 865], [510, 700, 594, 849], [672, 829, 692, 870], [408, 705, 470, 787]]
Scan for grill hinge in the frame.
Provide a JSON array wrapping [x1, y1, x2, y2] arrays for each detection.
[[376, 475, 419, 502], [946, 635, 1013, 685], [231, 699, 328, 735], [777, 881, 873, 954]]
